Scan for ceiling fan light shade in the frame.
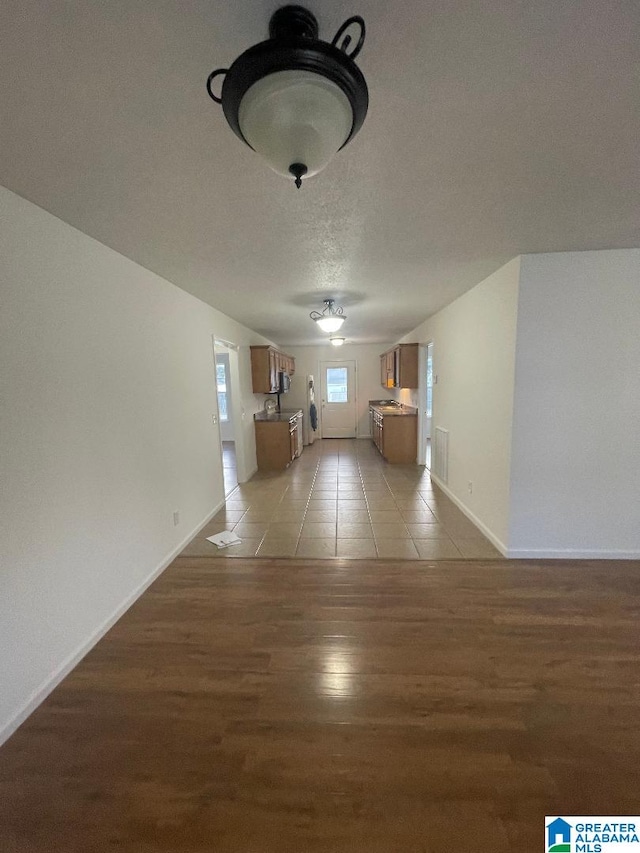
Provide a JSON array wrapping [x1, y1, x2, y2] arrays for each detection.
[[316, 314, 346, 333], [238, 71, 353, 180]]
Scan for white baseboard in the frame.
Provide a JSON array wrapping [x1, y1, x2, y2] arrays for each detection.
[[430, 476, 640, 560], [429, 474, 508, 556], [0, 499, 225, 748], [505, 548, 640, 560]]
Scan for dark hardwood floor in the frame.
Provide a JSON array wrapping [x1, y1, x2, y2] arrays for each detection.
[[1, 556, 639, 852]]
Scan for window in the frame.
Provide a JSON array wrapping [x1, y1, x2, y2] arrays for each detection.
[[216, 361, 229, 421], [326, 367, 348, 403]]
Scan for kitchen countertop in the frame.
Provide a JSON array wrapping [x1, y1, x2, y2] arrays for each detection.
[[369, 400, 418, 417], [254, 408, 303, 423]]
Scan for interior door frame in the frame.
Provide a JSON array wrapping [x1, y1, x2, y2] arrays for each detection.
[[319, 359, 357, 438], [213, 337, 250, 484], [416, 343, 432, 466]]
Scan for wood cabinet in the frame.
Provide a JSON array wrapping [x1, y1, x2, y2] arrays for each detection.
[[254, 415, 299, 470], [379, 343, 419, 389], [369, 407, 417, 464], [250, 346, 296, 394]]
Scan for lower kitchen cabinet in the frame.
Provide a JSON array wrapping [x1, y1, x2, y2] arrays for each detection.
[[370, 407, 418, 464], [254, 411, 302, 470]]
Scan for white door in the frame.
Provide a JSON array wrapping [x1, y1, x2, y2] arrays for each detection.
[[320, 361, 357, 438]]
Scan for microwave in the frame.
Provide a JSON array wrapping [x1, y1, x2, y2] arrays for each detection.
[[278, 371, 291, 393]]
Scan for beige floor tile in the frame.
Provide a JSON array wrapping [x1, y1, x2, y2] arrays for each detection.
[[304, 509, 337, 523], [240, 509, 276, 522], [337, 522, 374, 539], [375, 539, 420, 559], [307, 499, 337, 511], [178, 439, 503, 562], [256, 538, 298, 557], [366, 499, 398, 510], [406, 523, 450, 539], [224, 499, 251, 510], [267, 521, 303, 538], [232, 521, 270, 538], [413, 539, 462, 558], [336, 539, 377, 558], [454, 538, 503, 558], [394, 499, 428, 510], [400, 509, 438, 523], [311, 489, 338, 500], [372, 522, 410, 539], [337, 509, 370, 523], [212, 509, 246, 524], [296, 538, 336, 558], [300, 521, 337, 538], [271, 508, 306, 523], [368, 509, 404, 524], [337, 499, 368, 510], [277, 498, 309, 510], [439, 517, 485, 538]]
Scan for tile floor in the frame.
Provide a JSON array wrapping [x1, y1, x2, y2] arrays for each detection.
[[181, 438, 503, 560]]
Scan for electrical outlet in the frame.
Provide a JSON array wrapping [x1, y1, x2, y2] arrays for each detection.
[[211, 413, 218, 425], [468, 481, 473, 494], [173, 510, 180, 526]]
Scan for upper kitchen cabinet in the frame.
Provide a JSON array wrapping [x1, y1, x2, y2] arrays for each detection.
[[250, 346, 296, 394], [379, 343, 419, 389]]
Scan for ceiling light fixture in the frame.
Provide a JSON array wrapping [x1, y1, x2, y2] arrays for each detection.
[[329, 336, 346, 347], [206, 5, 368, 189], [310, 299, 347, 333]]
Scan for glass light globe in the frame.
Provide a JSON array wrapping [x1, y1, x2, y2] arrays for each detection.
[[316, 315, 345, 333], [238, 70, 353, 180]]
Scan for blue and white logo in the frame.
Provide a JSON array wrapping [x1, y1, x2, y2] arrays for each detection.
[[547, 817, 572, 852], [546, 817, 640, 852]]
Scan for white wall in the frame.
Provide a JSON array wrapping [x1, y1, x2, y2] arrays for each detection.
[[401, 258, 521, 550], [0, 186, 271, 743], [284, 343, 396, 439], [509, 250, 640, 557]]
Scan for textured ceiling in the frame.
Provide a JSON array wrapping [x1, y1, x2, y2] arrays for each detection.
[[1, 0, 638, 345]]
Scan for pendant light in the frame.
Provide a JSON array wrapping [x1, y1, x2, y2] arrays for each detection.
[[310, 299, 346, 333], [206, 6, 368, 188]]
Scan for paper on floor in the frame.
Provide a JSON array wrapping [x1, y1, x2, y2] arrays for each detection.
[[206, 530, 242, 549]]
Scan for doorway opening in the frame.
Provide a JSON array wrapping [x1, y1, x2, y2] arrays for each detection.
[[215, 347, 238, 496], [425, 343, 433, 469], [417, 342, 434, 469]]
